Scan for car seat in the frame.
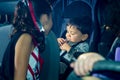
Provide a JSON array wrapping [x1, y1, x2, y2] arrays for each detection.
[[0, 24, 11, 66], [61, 0, 92, 38], [95, 0, 117, 57]]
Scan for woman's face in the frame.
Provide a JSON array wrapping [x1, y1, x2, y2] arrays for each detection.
[[40, 13, 53, 35], [66, 25, 87, 43]]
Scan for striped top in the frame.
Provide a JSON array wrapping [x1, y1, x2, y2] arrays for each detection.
[[26, 46, 43, 80]]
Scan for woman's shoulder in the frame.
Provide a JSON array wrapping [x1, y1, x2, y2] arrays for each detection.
[[10, 31, 32, 45], [20, 33, 32, 38], [12, 31, 33, 46], [15, 32, 33, 52], [18, 33, 32, 42]]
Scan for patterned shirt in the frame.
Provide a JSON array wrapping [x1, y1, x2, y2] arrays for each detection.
[[26, 43, 43, 80], [60, 41, 89, 63]]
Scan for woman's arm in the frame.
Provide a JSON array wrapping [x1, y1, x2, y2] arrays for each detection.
[[14, 33, 33, 80]]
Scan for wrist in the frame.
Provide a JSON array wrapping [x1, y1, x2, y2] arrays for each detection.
[[66, 46, 71, 52]]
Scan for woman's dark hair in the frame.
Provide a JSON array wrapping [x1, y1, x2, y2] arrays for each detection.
[[11, 1, 47, 52], [103, 0, 120, 37], [12, 1, 35, 33], [68, 17, 92, 35]]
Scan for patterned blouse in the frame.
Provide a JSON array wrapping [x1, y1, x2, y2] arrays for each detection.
[[26, 41, 43, 80]]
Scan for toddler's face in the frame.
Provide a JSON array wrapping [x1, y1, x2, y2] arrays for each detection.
[[66, 25, 87, 43]]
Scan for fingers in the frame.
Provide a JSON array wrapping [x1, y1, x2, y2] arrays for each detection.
[[77, 59, 86, 76], [76, 56, 90, 76], [84, 56, 91, 74], [57, 38, 66, 46], [74, 60, 81, 76], [70, 62, 75, 68], [72, 57, 88, 76], [71, 52, 105, 77]]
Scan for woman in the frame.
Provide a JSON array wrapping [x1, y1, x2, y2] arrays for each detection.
[[0, 0, 52, 80]]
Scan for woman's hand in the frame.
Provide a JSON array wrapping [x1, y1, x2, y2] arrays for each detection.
[[70, 52, 105, 76]]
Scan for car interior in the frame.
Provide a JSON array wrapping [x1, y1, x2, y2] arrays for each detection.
[[0, 0, 120, 80]]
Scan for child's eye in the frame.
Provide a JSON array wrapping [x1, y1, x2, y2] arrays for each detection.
[[67, 31, 70, 34], [71, 33, 75, 35], [70, 32, 75, 35]]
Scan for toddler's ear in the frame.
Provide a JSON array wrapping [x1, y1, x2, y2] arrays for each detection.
[[82, 34, 88, 41]]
